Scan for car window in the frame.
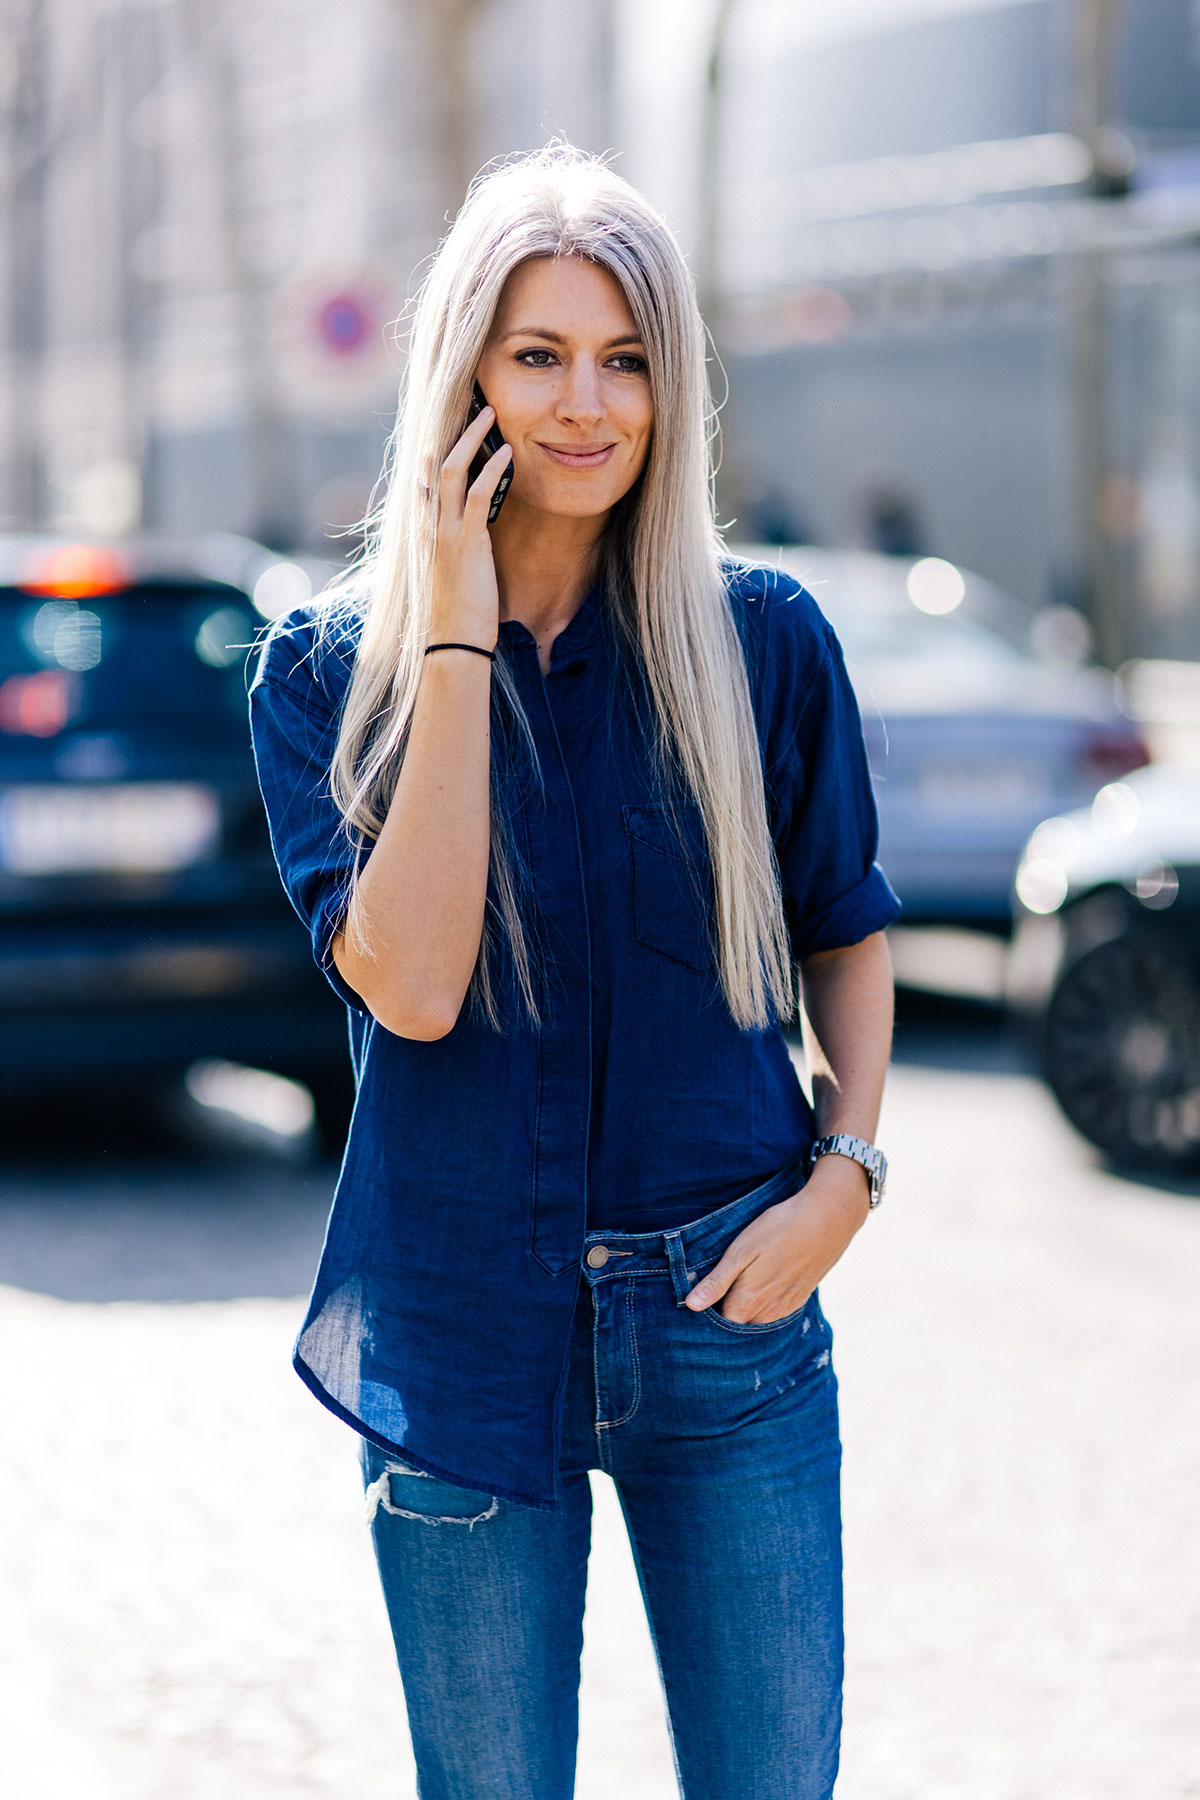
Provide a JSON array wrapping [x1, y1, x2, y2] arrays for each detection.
[[818, 594, 1027, 669], [0, 582, 257, 742]]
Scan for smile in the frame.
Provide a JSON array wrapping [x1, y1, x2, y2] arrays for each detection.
[[537, 442, 617, 469]]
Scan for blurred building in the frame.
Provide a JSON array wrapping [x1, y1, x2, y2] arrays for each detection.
[[0, 0, 615, 554], [706, 0, 1200, 665], [8, 0, 1198, 668]]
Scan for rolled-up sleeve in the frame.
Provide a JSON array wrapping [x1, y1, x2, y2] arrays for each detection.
[[772, 625, 901, 960], [249, 628, 369, 1013]]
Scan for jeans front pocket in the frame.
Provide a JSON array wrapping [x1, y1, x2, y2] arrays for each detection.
[[701, 1296, 813, 1335], [624, 802, 712, 975]]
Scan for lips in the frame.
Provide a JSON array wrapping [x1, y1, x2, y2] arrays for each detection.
[[537, 442, 617, 469]]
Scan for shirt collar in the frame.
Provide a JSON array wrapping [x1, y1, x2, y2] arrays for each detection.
[[498, 579, 605, 662]]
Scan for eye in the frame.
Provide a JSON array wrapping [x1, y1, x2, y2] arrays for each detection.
[[609, 353, 648, 374], [515, 348, 558, 367]]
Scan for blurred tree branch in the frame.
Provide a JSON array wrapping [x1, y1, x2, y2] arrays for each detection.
[[175, 0, 297, 545], [3, 0, 48, 523], [1068, 0, 1127, 665], [696, 0, 736, 330], [0, 0, 97, 199], [406, 0, 491, 224], [697, 0, 737, 525]]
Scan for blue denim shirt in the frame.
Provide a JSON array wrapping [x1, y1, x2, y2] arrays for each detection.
[[249, 560, 899, 1510]]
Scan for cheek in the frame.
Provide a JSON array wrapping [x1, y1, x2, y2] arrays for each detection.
[[497, 395, 544, 442], [629, 414, 654, 475], [619, 392, 654, 461]]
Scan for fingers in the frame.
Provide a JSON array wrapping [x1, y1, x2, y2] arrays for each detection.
[[439, 407, 510, 526], [684, 1248, 743, 1311], [464, 441, 512, 512], [441, 403, 498, 485]]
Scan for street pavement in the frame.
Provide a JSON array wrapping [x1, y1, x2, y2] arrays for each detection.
[[0, 1011, 1197, 1799]]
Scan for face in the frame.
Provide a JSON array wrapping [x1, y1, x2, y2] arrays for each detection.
[[474, 256, 654, 524]]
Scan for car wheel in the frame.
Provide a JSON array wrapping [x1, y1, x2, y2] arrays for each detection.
[[1044, 932, 1200, 1172]]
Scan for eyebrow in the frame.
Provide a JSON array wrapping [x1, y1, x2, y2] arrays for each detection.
[[499, 327, 646, 350]]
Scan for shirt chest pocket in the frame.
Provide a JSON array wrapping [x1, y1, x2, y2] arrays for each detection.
[[623, 803, 714, 977]]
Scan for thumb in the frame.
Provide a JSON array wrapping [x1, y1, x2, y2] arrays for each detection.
[[684, 1251, 743, 1311]]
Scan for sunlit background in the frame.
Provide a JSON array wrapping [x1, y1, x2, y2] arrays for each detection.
[[1, 5, 1198, 1798], [3, 0, 1200, 650], [0, 0, 1197, 631]]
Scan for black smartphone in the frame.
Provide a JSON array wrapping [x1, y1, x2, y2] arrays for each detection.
[[467, 382, 513, 522]]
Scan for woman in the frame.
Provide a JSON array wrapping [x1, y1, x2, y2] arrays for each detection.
[[251, 145, 898, 1800]]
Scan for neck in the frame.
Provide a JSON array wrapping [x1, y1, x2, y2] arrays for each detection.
[[489, 499, 608, 642]]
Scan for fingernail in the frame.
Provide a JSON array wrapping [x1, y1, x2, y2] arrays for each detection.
[[687, 1286, 709, 1308]]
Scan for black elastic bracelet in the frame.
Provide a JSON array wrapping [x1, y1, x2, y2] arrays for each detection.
[[424, 641, 495, 662]]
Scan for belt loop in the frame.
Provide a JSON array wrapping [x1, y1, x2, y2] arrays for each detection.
[[664, 1231, 694, 1305]]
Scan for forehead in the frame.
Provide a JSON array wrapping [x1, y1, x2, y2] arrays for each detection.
[[492, 256, 640, 337]]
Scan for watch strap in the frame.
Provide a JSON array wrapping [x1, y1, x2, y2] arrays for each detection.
[[808, 1133, 887, 1208]]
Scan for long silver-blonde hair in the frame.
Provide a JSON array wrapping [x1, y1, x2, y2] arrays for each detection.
[[323, 145, 793, 1030]]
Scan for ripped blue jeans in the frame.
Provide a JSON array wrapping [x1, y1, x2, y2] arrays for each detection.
[[360, 1166, 843, 1800]]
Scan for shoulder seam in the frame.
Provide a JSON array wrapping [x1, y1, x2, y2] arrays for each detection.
[[252, 662, 337, 708]]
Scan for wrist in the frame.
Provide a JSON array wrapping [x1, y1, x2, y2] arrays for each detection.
[[428, 606, 498, 650], [424, 641, 496, 664], [426, 630, 497, 654], [796, 1159, 872, 1225], [808, 1132, 887, 1210]]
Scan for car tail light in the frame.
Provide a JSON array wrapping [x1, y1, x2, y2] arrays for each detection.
[[19, 543, 129, 598], [0, 670, 80, 736], [1078, 726, 1151, 785]]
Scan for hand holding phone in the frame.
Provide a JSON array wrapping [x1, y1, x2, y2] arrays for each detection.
[[467, 383, 514, 522]]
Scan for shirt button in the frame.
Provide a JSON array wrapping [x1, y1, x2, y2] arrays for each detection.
[[585, 1245, 610, 1268]]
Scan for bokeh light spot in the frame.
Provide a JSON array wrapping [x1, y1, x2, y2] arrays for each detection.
[[252, 562, 312, 620], [1092, 782, 1140, 837], [1016, 855, 1069, 914], [906, 557, 966, 614], [195, 607, 250, 669]]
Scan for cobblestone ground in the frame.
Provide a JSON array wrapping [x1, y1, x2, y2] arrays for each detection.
[[1, 1045, 1198, 1799]]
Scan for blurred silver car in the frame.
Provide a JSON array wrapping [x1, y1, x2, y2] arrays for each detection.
[[738, 546, 1150, 928], [1009, 763, 1200, 1172]]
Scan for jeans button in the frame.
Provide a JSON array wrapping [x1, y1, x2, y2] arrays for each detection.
[[585, 1245, 610, 1269]]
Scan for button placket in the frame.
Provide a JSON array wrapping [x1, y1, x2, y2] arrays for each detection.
[[513, 643, 593, 1276]]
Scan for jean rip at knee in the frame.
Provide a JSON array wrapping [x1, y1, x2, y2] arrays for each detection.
[[364, 1461, 500, 1529]]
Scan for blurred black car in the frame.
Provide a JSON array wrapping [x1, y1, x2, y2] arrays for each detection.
[[1009, 764, 1200, 1172], [0, 534, 351, 1136]]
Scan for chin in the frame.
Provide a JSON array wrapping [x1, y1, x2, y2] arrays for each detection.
[[520, 480, 628, 521]]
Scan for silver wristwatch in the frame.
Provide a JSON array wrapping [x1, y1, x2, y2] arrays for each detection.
[[808, 1134, 887, 1209]]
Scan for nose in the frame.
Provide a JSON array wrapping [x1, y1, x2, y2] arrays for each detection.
[[557, 359, 604, 425]]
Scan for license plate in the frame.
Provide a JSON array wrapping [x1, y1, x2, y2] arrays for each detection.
[[0, 783, 220, 874], [918, 766, 1041, 809]]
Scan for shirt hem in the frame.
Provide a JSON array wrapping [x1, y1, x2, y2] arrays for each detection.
[[292, 1350, 559, 1514]]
